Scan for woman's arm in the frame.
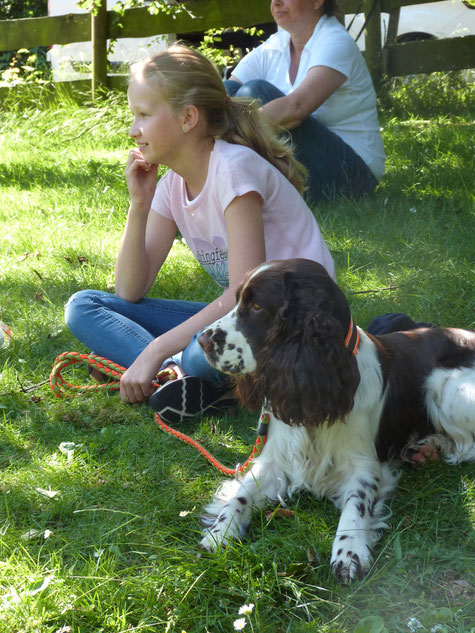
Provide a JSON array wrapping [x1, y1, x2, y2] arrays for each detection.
[[261, 65, 346, 129], [119, 191, 266, 402]]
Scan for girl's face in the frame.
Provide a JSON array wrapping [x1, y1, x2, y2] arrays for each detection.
[[128, 77, 184, 166], [270, 0, 324, 31]]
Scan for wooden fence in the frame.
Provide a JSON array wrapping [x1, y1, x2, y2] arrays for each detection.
[[0, 0, 474, 100]]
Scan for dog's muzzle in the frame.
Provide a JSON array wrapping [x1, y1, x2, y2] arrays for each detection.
[[198, 316, 257, 375]]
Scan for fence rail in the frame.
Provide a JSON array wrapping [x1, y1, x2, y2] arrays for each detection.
[[0, 0, 474, 99]]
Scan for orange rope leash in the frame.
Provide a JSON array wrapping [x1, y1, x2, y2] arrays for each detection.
[[49, 352, 268, 477]]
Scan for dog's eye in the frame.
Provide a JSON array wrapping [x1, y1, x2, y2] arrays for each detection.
[[251, 304, 262, 312]]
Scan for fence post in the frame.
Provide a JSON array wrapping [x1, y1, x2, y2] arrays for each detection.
[[91, 0, 108, 98], [386, 8, 400, 47], [363, 0, 382, 90]]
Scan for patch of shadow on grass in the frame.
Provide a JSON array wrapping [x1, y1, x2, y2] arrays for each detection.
[[0, 440, 32, 470], [0, 160, 122, 191]]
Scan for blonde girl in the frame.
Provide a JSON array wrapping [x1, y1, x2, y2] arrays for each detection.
[[65, 44, 335, 423]]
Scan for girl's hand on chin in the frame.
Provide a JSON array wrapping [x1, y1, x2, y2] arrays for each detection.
[[125, 149, 159, 209]]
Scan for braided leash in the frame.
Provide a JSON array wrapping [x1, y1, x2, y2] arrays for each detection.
[[50, 352, 269, 477]]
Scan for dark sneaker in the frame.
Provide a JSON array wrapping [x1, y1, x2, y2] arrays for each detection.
[[149, 376, 236, 423]]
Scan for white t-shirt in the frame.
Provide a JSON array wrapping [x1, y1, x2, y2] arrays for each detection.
[[151, 139, 335, 287], [232, 16, 385, 180]]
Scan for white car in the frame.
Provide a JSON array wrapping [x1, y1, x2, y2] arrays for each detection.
[[47, 0, 171, 81], [346, 0, 475, 49]]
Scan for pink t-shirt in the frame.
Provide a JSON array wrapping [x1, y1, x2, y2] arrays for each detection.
[[151, 139, 335, 287]]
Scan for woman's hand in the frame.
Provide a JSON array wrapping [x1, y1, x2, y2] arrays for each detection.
[[125, 148, 159, 211], [119, 343, 164, 403], [261, 66, 346, 130]]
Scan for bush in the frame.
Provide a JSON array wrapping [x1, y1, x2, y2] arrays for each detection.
[[0, 0, 47, 19], [0, 0, 49, 84]]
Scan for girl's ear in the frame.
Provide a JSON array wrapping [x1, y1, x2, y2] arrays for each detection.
[[181, 104, 200, 133]]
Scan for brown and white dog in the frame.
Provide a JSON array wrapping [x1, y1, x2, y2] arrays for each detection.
[[197, 258, 475, 582]]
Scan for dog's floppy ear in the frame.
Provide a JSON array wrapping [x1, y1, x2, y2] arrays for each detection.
[[254, 275, 360, 427], [234, 374, 264, 412]]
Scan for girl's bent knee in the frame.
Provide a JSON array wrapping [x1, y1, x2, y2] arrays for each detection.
[[64, 289, 102, 328]]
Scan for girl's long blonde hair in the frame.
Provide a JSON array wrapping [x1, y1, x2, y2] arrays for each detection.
[[132, 44, 307, 194]]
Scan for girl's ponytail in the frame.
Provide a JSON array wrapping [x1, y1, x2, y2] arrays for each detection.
[[221, 97, 307, 195]]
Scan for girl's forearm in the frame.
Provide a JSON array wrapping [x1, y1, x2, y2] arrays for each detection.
[[147, 287, 238, 363], [114, 204, 151, 301]]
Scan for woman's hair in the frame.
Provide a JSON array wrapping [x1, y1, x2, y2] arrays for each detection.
[[131, 45, 307, 195], [323, 0, 336, 16]]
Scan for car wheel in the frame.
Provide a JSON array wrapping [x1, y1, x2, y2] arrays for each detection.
[[396, 32, 436, 43]]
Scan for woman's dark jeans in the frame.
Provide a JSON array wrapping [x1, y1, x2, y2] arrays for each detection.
[[224, 78, 378, 202]]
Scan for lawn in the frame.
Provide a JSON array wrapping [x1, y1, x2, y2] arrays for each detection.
[[0, 72, 474, 633]]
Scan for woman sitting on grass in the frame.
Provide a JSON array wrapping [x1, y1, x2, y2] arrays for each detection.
[[65, 44, 335, 423], [224, 0, 385, 202]]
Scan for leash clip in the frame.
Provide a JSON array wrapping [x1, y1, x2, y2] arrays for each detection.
[[259, 398, 271, 432]]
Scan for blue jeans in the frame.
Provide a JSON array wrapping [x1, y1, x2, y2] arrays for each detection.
[[224, 79, 378, 202], [366, 313, 435, 335], [64, 290, 227, 387]]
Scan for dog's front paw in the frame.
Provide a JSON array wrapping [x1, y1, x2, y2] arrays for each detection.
[[330, 535, 372, 582], [199, 528, 222, 552], [199, 508, 250, 551]]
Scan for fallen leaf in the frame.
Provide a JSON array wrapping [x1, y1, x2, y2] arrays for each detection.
[[59, 441, 82, 460], [21, 529, 43, 541], [265, 508, 295, 521], [36, 488, 60, 499], [306, 546, 321, 567], [28, 575, 53, 596], [446, 579, 473, 598], [179, 506, 196, 517]]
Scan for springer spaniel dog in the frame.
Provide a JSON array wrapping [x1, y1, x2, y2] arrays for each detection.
[[197, 258, 475, 582]]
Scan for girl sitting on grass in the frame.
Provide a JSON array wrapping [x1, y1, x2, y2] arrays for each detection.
[[65, 44, 335, 423]]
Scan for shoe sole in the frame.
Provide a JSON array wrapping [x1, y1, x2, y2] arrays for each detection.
[[149, 376, 235, 424]]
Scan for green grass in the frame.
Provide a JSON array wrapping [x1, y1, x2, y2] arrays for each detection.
[[0, 73, 474, 633]]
